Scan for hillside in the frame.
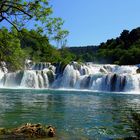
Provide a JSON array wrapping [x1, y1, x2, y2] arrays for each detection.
[[67, 45, 98, 62], [67, 27, 140, 65], [1, 27, 140, 72]]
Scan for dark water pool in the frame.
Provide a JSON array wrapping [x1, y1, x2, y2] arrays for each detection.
[[0, 89, 140, 139]]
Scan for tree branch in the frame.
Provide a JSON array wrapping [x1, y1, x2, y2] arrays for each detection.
[[0, 16, 4, 22], [4, 4, 32, 18], [3, 17, 19, 31]]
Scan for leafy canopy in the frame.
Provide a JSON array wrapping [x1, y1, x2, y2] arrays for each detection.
[[0, 0, 52, 30], [0, 27, 26, 70], [0, 0, 69, 48]]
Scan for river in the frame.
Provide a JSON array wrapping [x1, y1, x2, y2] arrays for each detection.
[[0, 88, 140, 139]]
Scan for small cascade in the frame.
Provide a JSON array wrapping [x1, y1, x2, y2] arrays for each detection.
[[31, 62, 50, 70], [89, 74, 104, 91], [4, 71, 24, 87], [20, 69, 55, 88], [0, 61, 55, 88], [75, 75, 91, 89], [0, 61, 140, 92], [59, 64, 80, 88], [101, 74, 127, 91], [124, 74, 140, 92], [25, 60, 56, 72]]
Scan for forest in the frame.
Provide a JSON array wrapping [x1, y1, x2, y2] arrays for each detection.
[[1, 26, 140, 71], [0, 0, 140, 72], [97, 27, 140, 65], [67, 27, 140, 65], [0, 27, 76, 71], [0, 0, 74, 71]]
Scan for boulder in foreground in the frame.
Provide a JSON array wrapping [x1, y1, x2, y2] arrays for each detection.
[[0, 123, 55, 139]]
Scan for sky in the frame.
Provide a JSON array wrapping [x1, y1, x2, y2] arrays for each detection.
[[50, 0, 140, 46]]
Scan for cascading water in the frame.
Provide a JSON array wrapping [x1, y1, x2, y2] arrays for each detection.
[[0, 61, 140, 92]]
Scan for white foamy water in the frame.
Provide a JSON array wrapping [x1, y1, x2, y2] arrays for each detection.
[[0, 62, 140, 92]]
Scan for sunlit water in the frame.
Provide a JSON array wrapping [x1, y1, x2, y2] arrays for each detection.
[[0, 89, 140, 139]]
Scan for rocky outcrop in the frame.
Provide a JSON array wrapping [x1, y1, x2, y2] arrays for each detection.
[[136, 68, 140, 73], [0, 123, 55, 139]]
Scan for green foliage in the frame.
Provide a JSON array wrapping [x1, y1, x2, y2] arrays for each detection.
[[0, 27, 74, 71], [0, 0, 52, 30], [0, 0, 69, 48], [59, 48, 76, 65], [19, 29, 63, 63], [97, 27, 140, 65], [44, 17, 69, 48], [68, 46, 98, 63], [0, 27, 26, 71]]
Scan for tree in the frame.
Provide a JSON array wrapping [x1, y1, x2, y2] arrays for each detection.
[[0, 27, 26, 70], [129, 27, 140, 43], [44, 17, 69, 48], [0, 0, 52, 31], [59, 48, 76, 64], [0, 0, 69, 49], [53, 30, 69, 48], [120, 30, 129, 41]]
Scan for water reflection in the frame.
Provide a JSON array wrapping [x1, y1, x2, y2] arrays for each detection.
[[0, 89, 140, 139]]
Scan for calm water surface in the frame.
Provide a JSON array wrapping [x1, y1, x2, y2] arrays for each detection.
[[0, 89, 140, 139]]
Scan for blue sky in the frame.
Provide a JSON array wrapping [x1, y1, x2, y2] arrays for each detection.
[[50, 0, 140, 46]]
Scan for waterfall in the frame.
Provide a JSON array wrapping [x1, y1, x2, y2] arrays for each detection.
[[59, 64, 80, 88], [124, 74, 140, 92], [20, 69, 54, 88], [0, 69, 5, 86], [0, 61, 140, 92], [4, 71, 24, 87]]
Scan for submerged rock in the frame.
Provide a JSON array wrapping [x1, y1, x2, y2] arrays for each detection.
[[0, 123, 56, 139]]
